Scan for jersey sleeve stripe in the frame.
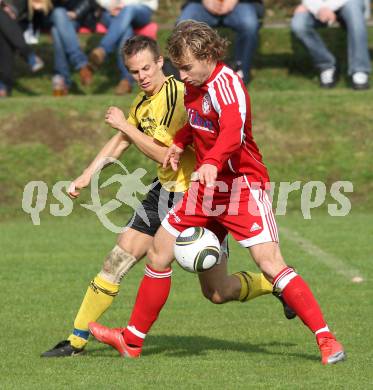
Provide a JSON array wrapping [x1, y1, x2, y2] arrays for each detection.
[[134, 94, 147, 117], [161, 78, 178, 127], [218, 76, 233, 104], [226, 69, 247, 143], [166, 78, 178, 127], [161, 81, 171, 126], [214, 79, 228, 105], [221, 73, 236, 103]]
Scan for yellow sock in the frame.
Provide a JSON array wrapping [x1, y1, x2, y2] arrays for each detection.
[[234, 271, 273, 302], [68, 275, 119, 349]]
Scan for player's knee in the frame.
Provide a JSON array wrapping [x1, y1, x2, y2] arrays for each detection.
[[201, 286, 227, 305], [100, 245, 137, 284], [146, 245, 170, 271], [257, 256, 286, 281]]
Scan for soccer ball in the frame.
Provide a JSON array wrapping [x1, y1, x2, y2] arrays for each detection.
[[174, 227, 221, 273]]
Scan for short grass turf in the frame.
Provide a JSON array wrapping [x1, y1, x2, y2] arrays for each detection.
[[0, 211, 372, 389]]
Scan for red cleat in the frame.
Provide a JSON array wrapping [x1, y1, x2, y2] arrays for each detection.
[[88, 322, 141, 358], [318, 337, 346, 365]]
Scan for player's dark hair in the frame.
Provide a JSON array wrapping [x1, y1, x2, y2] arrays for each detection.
[[167, 20, 229, 66], [122, 35, 161, 61]]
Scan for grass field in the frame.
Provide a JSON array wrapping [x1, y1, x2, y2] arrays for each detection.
[[0, 211, 372, 389], [1, 24, 372, 388]]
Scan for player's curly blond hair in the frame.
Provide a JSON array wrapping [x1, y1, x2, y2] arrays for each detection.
[[167, 20, 229, 66]]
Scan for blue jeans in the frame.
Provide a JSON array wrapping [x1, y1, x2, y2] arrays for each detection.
[[291, 0, 371, 75], [179, 2, 264, 83], [50, 7, 88, 86], [99, 4, 153, 81]]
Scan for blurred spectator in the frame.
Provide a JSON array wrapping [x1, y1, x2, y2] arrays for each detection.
[[291, 0, 371, 90], [89, 0, 158, 95], [50, 0, 98, 95], [0, 0, 45, 96], [178, 0, 264, 84]]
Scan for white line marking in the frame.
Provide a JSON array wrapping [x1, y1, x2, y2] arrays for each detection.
[[281, 227, 364, 283]]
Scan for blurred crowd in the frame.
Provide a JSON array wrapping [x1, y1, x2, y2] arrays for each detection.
[[0, 0, 371, 97]]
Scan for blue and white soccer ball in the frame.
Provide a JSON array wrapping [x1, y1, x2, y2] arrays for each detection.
[[174, 227, 221, 273]]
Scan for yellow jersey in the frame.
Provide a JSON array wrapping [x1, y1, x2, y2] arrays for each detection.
[[127, 76, 195, 192]]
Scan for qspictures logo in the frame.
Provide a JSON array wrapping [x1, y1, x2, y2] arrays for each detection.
[[21, 159, 353, 234]]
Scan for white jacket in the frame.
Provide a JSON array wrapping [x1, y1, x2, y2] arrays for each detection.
[[303, 0, 349, 15], [96, 0, 158, 12]]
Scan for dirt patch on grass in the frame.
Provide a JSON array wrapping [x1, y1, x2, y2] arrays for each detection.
[[3, 108, 105, 152]]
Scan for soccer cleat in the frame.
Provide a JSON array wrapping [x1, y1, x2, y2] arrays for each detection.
[[318, 337, 346, 365], [89, 322, 141, 358], [41, 340, 84, 358], [272, 290, 296, 320]]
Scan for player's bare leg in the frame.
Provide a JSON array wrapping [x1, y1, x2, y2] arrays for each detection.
[[198, 254, 241, 304], [90, 226, 176, 356], [248, 241, 345, 365], [41, 228, 152, 357], [198, 248, 294, 320]]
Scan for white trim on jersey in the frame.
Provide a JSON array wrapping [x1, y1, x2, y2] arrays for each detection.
[[207, 84, 221, 117], [208, 66, 247, 144], [242, 141, 267, 168], [237, 176, 279, 248], [227, 159, 236, 173], [161, 215, 182, 237], [221, 73, 235, 103], [218, 235, 229, 263]]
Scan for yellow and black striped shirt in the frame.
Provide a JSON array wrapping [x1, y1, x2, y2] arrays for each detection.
[[127, 76, 195, 192]]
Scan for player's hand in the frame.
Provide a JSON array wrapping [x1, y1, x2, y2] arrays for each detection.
[[67, 11, 77, 20], [198, 164, 218, 187], [317, 7, 336, 24], [105, 106, 128, 132], [293, 4, 308, 15], [3, 4, 17, 19], [218, 0, 238, 15], [202, 0, 225, 15], [67, 173, 91, 199], [163, 144, 184, 171], [110, 6, 122, 16]]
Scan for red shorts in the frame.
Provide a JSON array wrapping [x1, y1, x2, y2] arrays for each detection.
[[162, 175, 278, 248]]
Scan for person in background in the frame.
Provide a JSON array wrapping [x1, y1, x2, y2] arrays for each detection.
[[178, 0, 264, 84], [0, 0, 45, 96], [88, 0, 158, 95], [49, 0, 98, 96], [291, 0, 371, 90]]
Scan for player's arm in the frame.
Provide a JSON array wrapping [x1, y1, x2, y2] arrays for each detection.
[[163, 122, 193, 170], [68, 131, 130, 198], [106, 106, 168, 164], [198, 79, 246, 186]]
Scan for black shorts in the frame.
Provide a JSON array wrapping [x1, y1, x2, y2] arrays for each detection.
[[125, 178, 184, 237]]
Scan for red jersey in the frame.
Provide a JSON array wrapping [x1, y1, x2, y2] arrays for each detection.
[[173, 62, 269, 186]]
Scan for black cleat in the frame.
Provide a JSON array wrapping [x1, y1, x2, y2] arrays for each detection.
[[273, 291, 296, 320], [41, 340, 84, 358]]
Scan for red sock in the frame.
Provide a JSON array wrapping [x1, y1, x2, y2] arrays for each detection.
[[274, 267, 334, 341], [123, 265, 172, 348]]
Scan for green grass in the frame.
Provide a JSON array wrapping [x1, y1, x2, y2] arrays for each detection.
[[0, 89, 372, 219], [0, 211, 372, 389]]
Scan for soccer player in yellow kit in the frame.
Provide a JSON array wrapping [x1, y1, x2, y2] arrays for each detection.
[[42, 35, 292, 357]]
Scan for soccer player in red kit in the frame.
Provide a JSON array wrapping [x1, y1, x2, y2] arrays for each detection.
[[89, 20, 345, 365]]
